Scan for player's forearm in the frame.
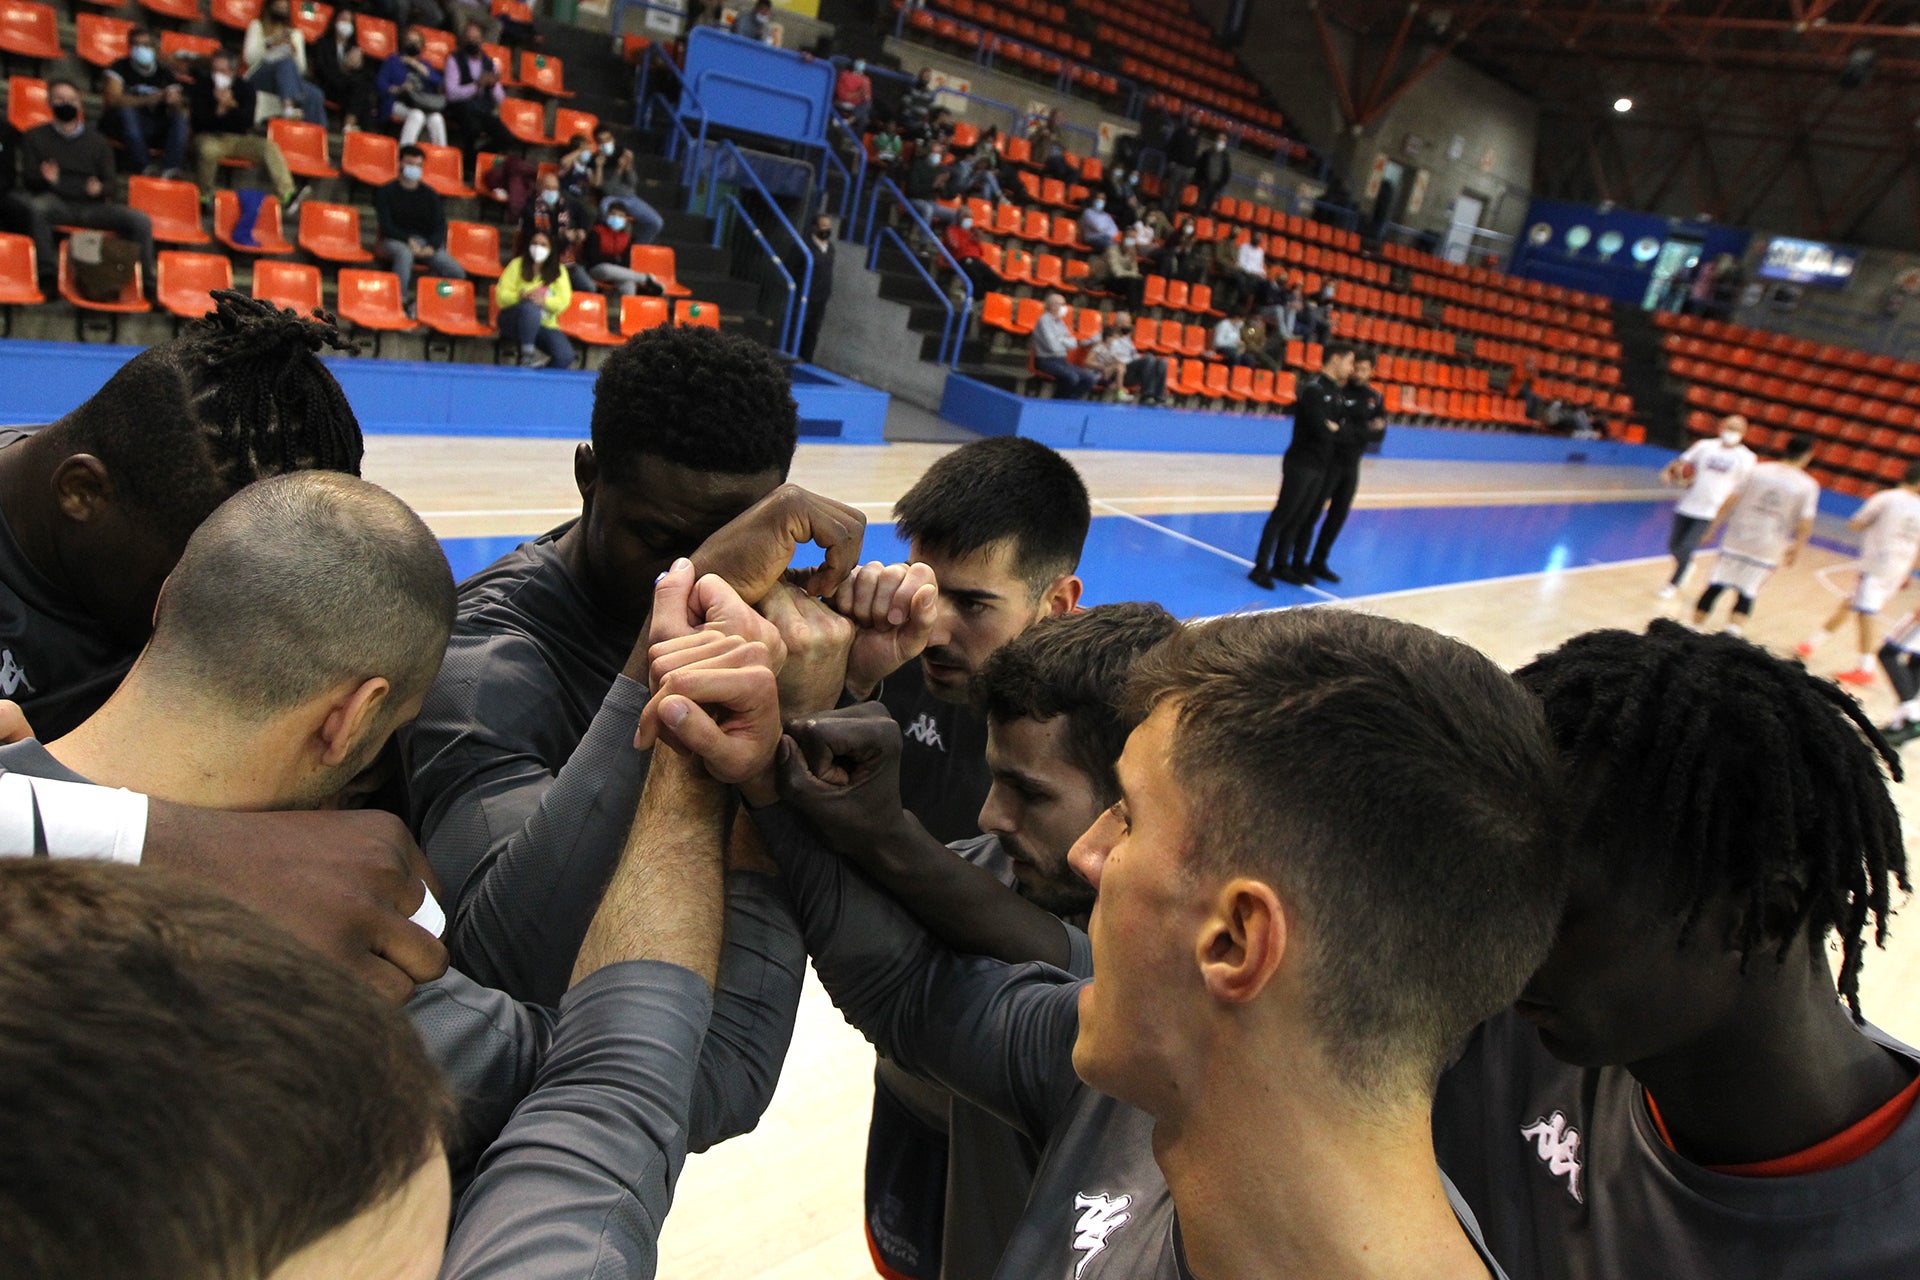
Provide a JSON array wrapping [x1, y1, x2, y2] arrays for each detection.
[[572, 748, 727, 987], [687, 870, 807, 1151], [856, 818, 1072, 969]]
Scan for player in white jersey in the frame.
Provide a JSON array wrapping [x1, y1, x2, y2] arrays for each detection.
[[1658, 415, 1756, 599], [1799, 460, 1920, 684], [1690, 433, 1819, 636]]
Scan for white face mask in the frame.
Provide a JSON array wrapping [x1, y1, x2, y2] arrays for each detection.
[[400, 163, 423, 183], [336, 19, 354, 36], [528, 244, 550, 264], [212, 72, 233, 90], [1720, 430, 1743, 446], [600, 141, 616, 156]]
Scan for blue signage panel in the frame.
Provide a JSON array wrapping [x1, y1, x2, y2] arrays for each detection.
[[1757, 236, 1860, 289], [681, 26, 836, 148]]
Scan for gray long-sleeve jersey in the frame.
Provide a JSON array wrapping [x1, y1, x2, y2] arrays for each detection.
[[753, 803, 1506, 1279], [440, 959, 714, 1279]]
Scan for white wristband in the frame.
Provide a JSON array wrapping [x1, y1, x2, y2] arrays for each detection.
[[0, 773, 149, 863]]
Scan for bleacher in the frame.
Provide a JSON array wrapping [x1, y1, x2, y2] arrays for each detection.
[[1657, 311, 1920, 497], [0, 0, 768, 363]]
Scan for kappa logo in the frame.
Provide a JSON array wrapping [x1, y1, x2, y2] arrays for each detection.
[[0, 649, 33, 698], [1070, 1192, 1133, 1277], [1520, 1111, 1585, 1204], [903, 713, 945, 752]]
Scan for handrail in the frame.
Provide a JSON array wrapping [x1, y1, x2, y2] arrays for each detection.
[[872, 225, 961, 369], [823, 115, 864, 228], [701, 139, 813, 359], [716, 191, 800, 354], [634, 42, 710, 199], [862, 176, 972, 365]]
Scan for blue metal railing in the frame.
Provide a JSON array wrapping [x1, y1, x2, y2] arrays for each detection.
[[634, 44, 710, 202], [870, 226, 962, 370], [715, 191, 801, 353], [698, 139, 813, 357], [822, 115, 864, 228], [861, 176, 972, 367]]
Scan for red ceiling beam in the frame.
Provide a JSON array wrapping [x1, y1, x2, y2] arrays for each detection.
[[1355, 2, 1419, 122], [1309, 0, 1360, 126]]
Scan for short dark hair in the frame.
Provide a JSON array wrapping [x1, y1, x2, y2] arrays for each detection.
[[129, 26, 155, 41], [974, 601, 1181, 803], [1352, 349, 1375, 367], [1324, 341, 1356, 363], [1517, 621, 1908, 1018], [146, 472, 455, 712], [399, 143, 425, 161], [1128, 609, 1567, 1098], [588, 325, 798, 485], [1785, 432, 1816, 459], [1904, 460, 1920, 486], [40, 292, 363, 545], [892, 437, 1091, 590], [0, 860, 452, 1280], [46, 77, 78, 95]]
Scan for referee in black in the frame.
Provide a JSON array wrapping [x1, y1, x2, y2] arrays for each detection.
[[1250, 343, 1355, 589], [1298, 350, 1386, 584]]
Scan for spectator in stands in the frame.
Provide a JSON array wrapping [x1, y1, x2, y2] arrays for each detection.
[[375, 144, 465, 300], [734, 0, 776, 42], [868, 118, 905, 173], [1156, 216, 1204, 283], [1087, 239, 1144, 311], [1160, 113, 1198, 213], [1027, 107, 1075, 181], [497, 231, 573, 369], [1230, 233, 1267, 310], [558, 133, 598, 202], [835, 57, 874, 132], [186, 53, 306, 217], [942, 210, 999, 300], [1266, 280, 1304, 339], [18, 80, 156, 299], [1196, 130, 1232, 213], [1103, 165, 1140, 228], [1301, 280, 1334, 345], [243, 0, 329, 126], [1237, 307, 1278, 372], [900, 68, 937, 137], [798, 211, 836, 362], [1077, 193, 1119, 251], [443, 21, 513, 163], [945, 144, 1003, 203], [376, 0, 447, 33], [592, 127, 665, 243], [905, 139, 958, 227], [1030, 292, 1097, 400], [575, 206, 661, 298], [378, 29, 451, 147], [920, 107, 956, 147], [522, 169, 591, 268], [102, 29, 189, 180], [1087, 312, 1168, 405], [310, 11, 381, 133], [1212, 311, 1256, 367]]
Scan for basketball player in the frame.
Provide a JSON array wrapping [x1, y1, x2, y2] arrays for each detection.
[[402, 324, 864, 1005], [1689, 432, 1818, 636], [1249, 343, 1355, 588], [1436, 622, 1919, 1279], [1798, 459, 1920, 684], [1296, 348, 1386, 584], [1658, 414, 1754, 599], [750, 609, 1566, 1278], [1876, 610, 1920, 744]]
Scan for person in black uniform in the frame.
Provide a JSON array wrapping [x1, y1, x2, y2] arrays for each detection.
[[1299, 349, 1387, 584], [1249, 343, 1355, 588]]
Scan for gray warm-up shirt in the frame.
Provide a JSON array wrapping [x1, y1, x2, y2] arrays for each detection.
[[1434, 1007, 1920, 1279], [753, 802, 1506, 1279]]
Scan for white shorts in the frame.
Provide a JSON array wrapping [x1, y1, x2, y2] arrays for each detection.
[[1854, 571, 1904, 616], [1707, 553, 1774, 599]]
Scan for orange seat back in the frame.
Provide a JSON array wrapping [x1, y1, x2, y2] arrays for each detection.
[[253, 260, 323, 314], [674, 299, 720, 328], [621, 294, 669, 334]]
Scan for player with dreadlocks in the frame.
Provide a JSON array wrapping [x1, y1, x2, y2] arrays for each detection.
[[1434, 619, 1920, 1280], [0, 290, 363, 739]]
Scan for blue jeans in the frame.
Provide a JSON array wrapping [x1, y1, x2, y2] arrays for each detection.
[[600, 195, 664, 243], [1033, 355, 1096, 400], [110, 104, 189, 172], [381, 239, 465, 294], [499, 300, 573, 366], [250, 59, 329, 128]]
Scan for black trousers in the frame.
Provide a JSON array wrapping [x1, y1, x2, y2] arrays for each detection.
[[1254, 459, 1326, 573], [1881, 644, 1920, 703], [1305, 456, 1361, 569]]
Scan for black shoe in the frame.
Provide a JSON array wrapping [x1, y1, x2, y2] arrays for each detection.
[[1310, 563, 1341, 584], [1277, 566, 1308, 585], [1247, 568, 1275, 590]]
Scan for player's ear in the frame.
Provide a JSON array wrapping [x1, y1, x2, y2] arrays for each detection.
[[317, 677, 392, 766], [1196, 878, 1286, 1005]]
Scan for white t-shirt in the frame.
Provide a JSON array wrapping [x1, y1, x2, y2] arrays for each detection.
[[1675, 439, 1757, 520], [1718, 462, 1820, 568], [1857, 487, 1920, 582]]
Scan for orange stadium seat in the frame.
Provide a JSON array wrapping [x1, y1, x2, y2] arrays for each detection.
[[0, 0, 64, 60], [559, 291, 623, 347], [210, 0, 260, 26], [415, 275, 494, 338], [129, 177, 211, 246], [553, 107, 598, 143], [335, 269, 418, 334], [252, 259, 323, 313], [158, 29, 219, 58], [674, 299, 720, 328], [155, 251, 232, 320], [500, 97, 553, 147], [415, 24, 455, 67], [342, 130, 400, 188], [270, 119, 340, 179], [290, 0, 332, 40], [519, 50, 573, 96], [0, 233, 47, 315], [356, 14, 396, 58], [74, 13, 132, 67], [214, 190, 295, 255], [629, 244, 692, 296], [6, 77, 48, 133], [621, 294, 669, 335], [297, 201, 374, 262], [58, 241, 149, 326], [419, 144, 474, 198], [446, 220, 502, 278]]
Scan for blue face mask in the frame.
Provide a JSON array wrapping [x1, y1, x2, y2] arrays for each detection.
[[541, 189, 559, 207], [606, 215, 627, 232], [401, 163, 423, 183], [130, 45, 157, 70]]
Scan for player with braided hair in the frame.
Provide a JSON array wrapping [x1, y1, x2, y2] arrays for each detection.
[[1435, 619, 1920, 1280], [0, 290, 364, 739]]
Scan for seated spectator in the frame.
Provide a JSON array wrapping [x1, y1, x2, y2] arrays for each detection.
[[574, 207, 661, 297], [187, 53, 306, 216], [734, 0, 775, 42], [1030, 291, 1097, 400], [497, 231, 573, 369], [945, 144, 1002, 204], [835, 57, 874, 132], [1087, 311, 1168, 405], [1232, 233, 1267, 306], [520, 169, 591, 270], [377, 29, 450, 147], [913, 106, 955, 147], [1212, 312, 1256, 367], [1265, 281, 1304, 339], [1086, 239, 1144, 312], [443, 21, 513, 161], [867, 118, 904, 173], [905, 139, 958, 227], [1302, 280, 1335, 344], [1103, 165, 1140, 228], [1238, 308, 1279, 371], [899, 68, 936, 136], [242, 0, 329, 126], [1077, 194, 1119, 251], [102, 29, 188, 179], [18, 80, 156, 298], [1196, 130, 1232, 212], [592, 126, 665, 242], [375, 144, 465, 298], [1155, 217, 1204, 283], [310, 10, 380, 132], [1027, 107, 1075, 181], [557, 133, 598, 202], [941, 211, 999, 299]]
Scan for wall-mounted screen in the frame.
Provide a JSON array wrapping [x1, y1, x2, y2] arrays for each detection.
[[1758, 237, 1859, 288]]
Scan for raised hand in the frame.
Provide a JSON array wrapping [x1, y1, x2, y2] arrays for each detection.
[[832, 560, 938, 699], [759, 581, 854, 718], [774, 702, 913, 851], [691, 483, 866, 605], [636, 633, 783, 797]]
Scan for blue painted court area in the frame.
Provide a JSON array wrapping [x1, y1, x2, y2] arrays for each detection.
[[439, 499, 1676, 619]]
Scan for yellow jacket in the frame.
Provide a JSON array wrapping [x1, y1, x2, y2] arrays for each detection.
[[498, 257, 570, 329]]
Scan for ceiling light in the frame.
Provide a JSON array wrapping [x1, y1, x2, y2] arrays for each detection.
[[1613, 97, 1633, 113]]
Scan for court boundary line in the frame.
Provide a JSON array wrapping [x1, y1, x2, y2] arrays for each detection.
[[1090, 500, 1342, 603], [1337, 553, 1673, 606]]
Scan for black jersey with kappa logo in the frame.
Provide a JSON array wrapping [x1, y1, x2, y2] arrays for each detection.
[[0, 431, 139, 740], [1434, 1008, 1920, 1279], [878, 656, 992, 845]]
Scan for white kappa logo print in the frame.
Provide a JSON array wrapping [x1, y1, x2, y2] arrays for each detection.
[[903, 713, 945, 751], [0, 649, 33, 697], [1070, 1192, 1133, 1277], [1520, 1111, 1585, 1203]]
